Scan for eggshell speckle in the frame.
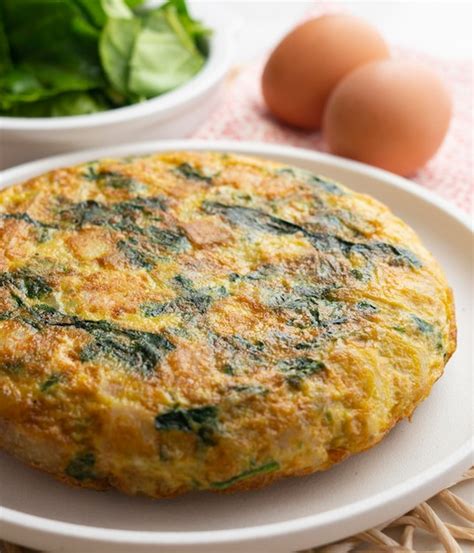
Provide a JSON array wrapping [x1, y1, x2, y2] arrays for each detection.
[[323, 60, 452, 176], [262, 15, 390, 130]]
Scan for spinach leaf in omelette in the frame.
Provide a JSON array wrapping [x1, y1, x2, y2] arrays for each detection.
[[39, 373, 64, 392], [279, 357, 326, 389], [141, 280, 227, 321], [83, 167, 146, 191], [78, 319, 175, 375], [0, 269, 52, 300], [155, 405, 219, 445], [65, 451, 96, 481], [0, 297, 174, 375], [0, 212, 57, 242], [203, 202, 422, 269], [174, 162, 213, 183], [116, 237, 158, 270], [276, 167, 344, 196]]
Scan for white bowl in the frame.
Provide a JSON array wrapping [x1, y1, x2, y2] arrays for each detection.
[[0, 14, 235, 169], [0, 140, 472, 553]]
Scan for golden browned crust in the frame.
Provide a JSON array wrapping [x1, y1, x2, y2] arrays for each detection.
[[0, 152, 456, 498]]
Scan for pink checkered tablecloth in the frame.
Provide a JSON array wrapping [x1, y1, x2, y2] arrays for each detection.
[[193, 9, 473, 215]]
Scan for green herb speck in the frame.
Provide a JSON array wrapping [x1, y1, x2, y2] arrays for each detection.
[[279, 357, 326, 389], [175, 163, 213, 183], [84, 168, 146, 192], [0, 361, 24, 375], [65, 452, 96, 481], [211, 460, 280, 490], [412, 316, 434, 333], [40, 373, 63, 392], [356, 300, 378, 313]]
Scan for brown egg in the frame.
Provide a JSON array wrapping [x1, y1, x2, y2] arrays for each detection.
[[262, 15, 389, 130], [323, 60, 452, 176]]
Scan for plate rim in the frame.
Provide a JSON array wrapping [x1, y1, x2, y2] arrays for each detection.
[[1, 139, 473, 549], [1, 442, 472, 547]]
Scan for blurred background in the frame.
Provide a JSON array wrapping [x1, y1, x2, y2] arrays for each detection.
[[201, 1, 472, 63]]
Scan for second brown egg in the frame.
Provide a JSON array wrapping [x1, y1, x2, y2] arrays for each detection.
[[322, 60, 452, 176]]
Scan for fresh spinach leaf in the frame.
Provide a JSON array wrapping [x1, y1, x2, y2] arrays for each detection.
[[102, 0, 133, 19], [74, 0, 137, 27], [100, 17, 141, 95], [0, 8, 12, 73], [162, 0, 211, 56], [128, 8, 204, 97], [5, 90, 109, 117], [72, 0, 107, 28], [1, 0, 102, 88], [0, 64, 105, 113]]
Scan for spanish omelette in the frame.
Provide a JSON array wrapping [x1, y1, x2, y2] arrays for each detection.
[[0, 151, 456, 498]]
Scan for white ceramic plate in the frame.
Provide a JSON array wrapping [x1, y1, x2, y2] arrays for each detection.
[[0, 141, 472, 553]]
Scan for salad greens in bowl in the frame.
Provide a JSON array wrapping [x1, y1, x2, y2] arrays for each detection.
[[0, 0, 211, 117], [0, 1, 234, 168]]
